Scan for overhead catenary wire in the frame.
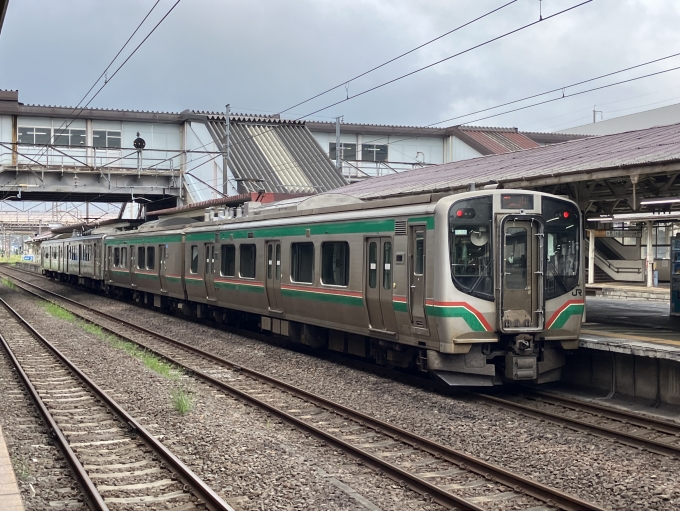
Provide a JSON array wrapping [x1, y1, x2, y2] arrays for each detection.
[[278, 0, 518, 115], [218, 0, 593, 157], [358, 50, 680, 147], [32, 0, 182, 163]]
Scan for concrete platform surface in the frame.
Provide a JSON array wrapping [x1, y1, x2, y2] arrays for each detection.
[[0, 426, 24, 511], [586, 281, 669, 301], [580, 297, 680, 358]]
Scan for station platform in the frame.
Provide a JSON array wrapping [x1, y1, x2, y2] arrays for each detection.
[[0, 426, 24, 511], [586, 281, 669, 301], [565, 297, 680, 406]]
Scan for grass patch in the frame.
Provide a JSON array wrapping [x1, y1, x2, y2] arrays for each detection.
[[40, 301, 75, 322], [1, 277, 15, 289], [40, 299, 181, 380], [12, 456, 30, 480], [171, 386, 193, 415]]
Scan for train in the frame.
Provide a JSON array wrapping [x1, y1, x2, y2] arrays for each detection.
[[39, 189, 584, 386]]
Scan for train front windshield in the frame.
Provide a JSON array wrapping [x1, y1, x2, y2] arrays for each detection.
[[543, 197, 580, 299], [449, 196, 494, 301], [449, 195, 580, 304]]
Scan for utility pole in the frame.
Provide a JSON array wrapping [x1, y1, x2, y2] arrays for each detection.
[[593, 106, 603, 123], [335, 116, 343, 174], [223, 104, 231, 196]]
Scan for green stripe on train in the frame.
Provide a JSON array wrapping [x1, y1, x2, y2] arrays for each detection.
[[549, 303, 584, 330], [213, 281, 265, 293], [216, 218, 396, 241], [425, 305, 487, 332], [106, 235, 182, 245], [392, 301, 408, 313], [281, 288, 363, 306]]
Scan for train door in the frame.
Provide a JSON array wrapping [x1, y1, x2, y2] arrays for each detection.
[[130, 245, 138, 287], [204, 242, 216, 301], [500, 219, 543, 331], [159, 245, 168, 292], [94, 243, 100, 278], [408, 226, 428, 330], [77, 244, 82, 275], [265, 240, 283, 312], [58, 246, 62, 272], [365, 237, 397, 333]]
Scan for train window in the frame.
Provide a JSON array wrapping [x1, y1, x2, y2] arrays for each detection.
[[414, 232, 424, 275], [322, 242, 349, 286], [146, 246, 155, 270], [543, 197, 580, 300], [121, 247, 127, 268], [368, 242, 377, 288], [221, 245, 235, 276], [114, 247, 120, 267], [44, 250, 49, 259], [449, 195, 494, 301], [240, 244, 256, 279], [267, 244, 273, 279], [137, 247, 145, 269], [291, 242, 314, 284], [505, 228, 528, 290], [275, 244, 281, 280], [383, 242, 392, 290], [190, 245, 199, 274]]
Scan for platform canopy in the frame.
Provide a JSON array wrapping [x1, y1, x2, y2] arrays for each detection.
[[329, 122, 680, 216]]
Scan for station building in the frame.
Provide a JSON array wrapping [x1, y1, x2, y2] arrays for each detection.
[[307, 120, 579, 181]]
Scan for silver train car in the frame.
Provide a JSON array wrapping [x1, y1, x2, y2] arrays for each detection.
[[41, 190, 584, 386]]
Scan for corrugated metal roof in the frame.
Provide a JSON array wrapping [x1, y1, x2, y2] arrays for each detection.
[[331, 122, 680, 199], [206, 116, 346, 194], [457, 126, 540, 154]]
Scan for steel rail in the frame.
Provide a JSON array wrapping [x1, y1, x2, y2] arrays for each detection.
[[473, 393, 680, 458], [526, 390, 680, 434], [0, 314, 109, 511], [1, 269, 605, 511], [0, 292, 233, 511]]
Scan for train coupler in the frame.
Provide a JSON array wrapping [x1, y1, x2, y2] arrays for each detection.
[[505, 334, 538, 380]]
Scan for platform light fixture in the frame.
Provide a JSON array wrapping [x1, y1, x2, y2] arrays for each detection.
[[640, 198, 680, 205]]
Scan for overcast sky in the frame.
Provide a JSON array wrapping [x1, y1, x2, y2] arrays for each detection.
[[1, 0, 679, 133]]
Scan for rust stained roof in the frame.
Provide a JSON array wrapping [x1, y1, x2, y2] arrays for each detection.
[[457, 126, 540, 154], [332, 122, 680, 199]]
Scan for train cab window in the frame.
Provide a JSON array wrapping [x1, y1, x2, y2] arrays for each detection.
[[146, 246, 155, 270], [190, 245, 199, 274], [449, 195, 494, 301], [121, 247, 127, 268], [240, 244, 256, 279], [220, 245, 235, 276], [137, 247, 145, 269], [322, 242, 349, 287], [114, 247, 120, 267], [543, 197, 580, 300], [291, 242, 314, 284]]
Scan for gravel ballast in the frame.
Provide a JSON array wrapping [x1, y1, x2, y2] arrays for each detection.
[[6, 269, 680, 509], [0, 281, 441, 511]]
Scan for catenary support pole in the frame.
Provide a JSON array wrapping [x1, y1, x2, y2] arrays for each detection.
[[588, 229, 595, 285], [335, 116, 342, 173], [223, 104, 230, 196], [647, 220, 654, 287]]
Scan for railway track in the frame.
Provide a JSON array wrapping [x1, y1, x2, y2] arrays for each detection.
[[0, 293, 233, 511], [0, 267, 604, 511], [473, 390, 680, 458]]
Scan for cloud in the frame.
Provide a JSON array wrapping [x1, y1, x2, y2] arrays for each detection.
[[0, 0, 679, 132]]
